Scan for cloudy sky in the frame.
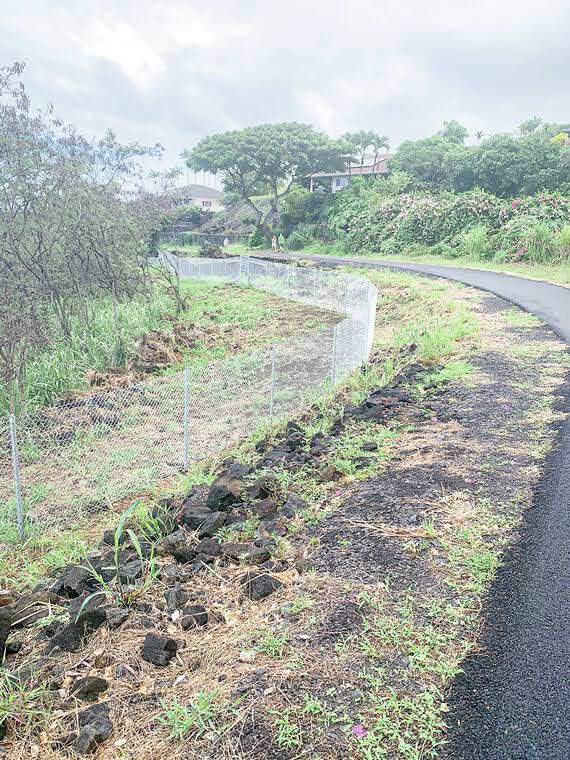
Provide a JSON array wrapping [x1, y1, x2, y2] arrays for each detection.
[[3, 1, 569, 182]]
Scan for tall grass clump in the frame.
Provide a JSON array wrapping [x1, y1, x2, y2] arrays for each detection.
[[1, 286, 173, 414], [459, 225, 492, 260]]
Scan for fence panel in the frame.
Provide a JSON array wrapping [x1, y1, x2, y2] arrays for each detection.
[[1, 255, 377, 538]]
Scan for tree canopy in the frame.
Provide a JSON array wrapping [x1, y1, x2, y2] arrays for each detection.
[[184, 122, 347, 233], [390, 119, 569, 196]]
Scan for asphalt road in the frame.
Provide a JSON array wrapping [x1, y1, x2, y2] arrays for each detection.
[[262, 253, 570, 759]]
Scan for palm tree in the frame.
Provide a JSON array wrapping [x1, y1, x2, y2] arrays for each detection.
[[371, 134, 390, 170], [474, 130, 485, 145]]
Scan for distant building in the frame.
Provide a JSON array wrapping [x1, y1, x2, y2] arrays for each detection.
[[308, 155, 391, 192], [168, 184, 224, 211]]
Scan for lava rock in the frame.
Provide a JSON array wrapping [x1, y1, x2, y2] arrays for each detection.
[[60, 563, 97, 598], [260, 448, 290, 465], [180, 504, 212, 530], [159, 529, 197, 563], [260, 519, 288, 537], [197, 511, 227, 538], [281, 493, 306, 518], [45, 608, 107, 654], [70, 676, 109, 703], [319, 464, 342, 483], [284, 431, 304, 451], [248, 475, 278, 500], [224, 463, 254, 477], [180, 604, 209, 629], [141, 633, 178, 666], [164, 584, 189, 613], [194, 537, 222, 558], [242, 571, 284, 601], [12, 592, 61, 629], [352, 456, 373, 470], [221, 543, 270, 564], [206, 474, 245, 511], [117, 559, 143, 585], [250, 498, 278, 519], [106, 607, 129, 629], [0, 606, 12, 653], [74, 702, 113, 755], [361, 441, 378, 452]]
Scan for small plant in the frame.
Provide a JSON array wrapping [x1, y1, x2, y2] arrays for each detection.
[[0, 674, 48, 739], [159, 692, 219, 740], [257, 630, 288, 658], [77, 501, 158, 616], [274, 711, 303, 750]]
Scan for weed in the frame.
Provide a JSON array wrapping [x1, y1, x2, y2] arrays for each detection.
[[274, 711, 303, 750], [0, 674, 48, 739]]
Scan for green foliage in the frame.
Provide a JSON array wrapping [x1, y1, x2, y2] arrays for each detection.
[[389, 127, 568, 196], [184, 122, 346, 233], [438, 119, 469, 145], [0, 674, 48, 739], [248, 228, 266, 248], [160, 692, 221, 739], [328, 185, 570, 264]]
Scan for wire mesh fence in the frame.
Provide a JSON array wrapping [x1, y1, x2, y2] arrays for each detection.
[[1, 255, 377, 539]]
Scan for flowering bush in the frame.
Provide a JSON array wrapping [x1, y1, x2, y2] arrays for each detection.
[[330, 188, 570, 262]]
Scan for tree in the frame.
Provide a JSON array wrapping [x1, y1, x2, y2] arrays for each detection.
[[0, 62, 167, 411], [342, 130, 390, 172], [518, 116, 544, 136], [474, 130, 485, 145], [438, 120, 469, 145], [184, 123, 346, 236], [389, 136, 459, 189], [472, 133, 566, 196]]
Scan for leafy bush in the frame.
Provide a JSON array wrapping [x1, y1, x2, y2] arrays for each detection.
[[248, 229, 266, 249], [327, 186, 570, 264], [287, 225, 315, 250]]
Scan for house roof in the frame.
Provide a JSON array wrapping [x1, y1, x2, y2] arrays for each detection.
[[309, 154, 391, 179], [169, 184, 223, 200]]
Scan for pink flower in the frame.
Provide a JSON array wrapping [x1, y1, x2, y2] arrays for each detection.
[[352, 724, 368, 738]]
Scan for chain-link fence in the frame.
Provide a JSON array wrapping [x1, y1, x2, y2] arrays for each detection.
[[1, 255, 377, 539]]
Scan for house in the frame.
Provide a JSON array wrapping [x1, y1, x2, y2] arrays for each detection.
[[308, 154, 391, 192], [168, 184, 224, 211]]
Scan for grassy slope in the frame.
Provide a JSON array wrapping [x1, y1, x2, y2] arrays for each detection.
[[4, 268, 568, 758], [0, 281, 335, 590]]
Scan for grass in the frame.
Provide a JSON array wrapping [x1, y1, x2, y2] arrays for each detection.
[[298, 244, 570, 286], [2, 276, 334, 414]]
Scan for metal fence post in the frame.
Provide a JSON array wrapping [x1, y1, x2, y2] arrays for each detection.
[[269, 345, 277, 422], [330, 326, 338, 385], [246, 256, 251, 285], [9, 414, 24, 539], [313, 268, 317, 301], [183, 368, 190, 470]]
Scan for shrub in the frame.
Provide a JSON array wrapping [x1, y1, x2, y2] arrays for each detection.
[[248, 229, 266, 249]]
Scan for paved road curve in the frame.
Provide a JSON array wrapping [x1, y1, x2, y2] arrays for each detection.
[[261, 253, 570, 759]]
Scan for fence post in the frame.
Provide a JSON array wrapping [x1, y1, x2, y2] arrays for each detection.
[[183, 368, 190, 470], [9, 414, 24, 540], [343, 285, 349, 315], [313, 268, 317, 301], [330, 325, 338, 385], [269, 345, 277, 422], [246, 256, 251, 285]]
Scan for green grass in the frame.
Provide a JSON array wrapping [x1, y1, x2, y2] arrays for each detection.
[[301, 245, 570, 286], [2, 276, 330, 414]]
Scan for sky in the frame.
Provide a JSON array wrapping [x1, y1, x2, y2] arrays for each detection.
[[2, 0, 569, 185]]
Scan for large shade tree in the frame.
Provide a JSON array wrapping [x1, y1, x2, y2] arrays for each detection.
[[184, 122, 348, 235]]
